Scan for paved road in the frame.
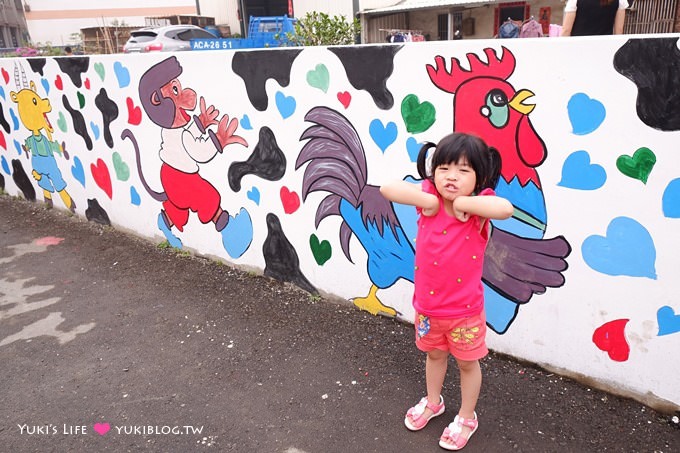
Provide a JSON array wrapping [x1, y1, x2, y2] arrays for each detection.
[[1, 195, 678, 452]]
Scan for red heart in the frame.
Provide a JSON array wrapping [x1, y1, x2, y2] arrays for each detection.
[[126, 97, 142, 125], [84, 78, 90, 89], [0, 130, 5, 150], [280, 186, 300, 214], [90, 158, 112, 199], [1, 67, 8, 84], [55, 74, 63, 90], [592, 319, 630, 362], [337, 91, 351, 109]]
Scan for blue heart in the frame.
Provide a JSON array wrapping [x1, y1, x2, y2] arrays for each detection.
[[582, 216, 656, 279], [657, 306, 680, 336], [10, 108, 19, 131], [130, 186, 141, 206], [369, 119, 397, 153], [0, 85, 4, 100], [662, 178, 680, 218], [41, 78, 50, 96], [221, 207, 253, 258], [275, 91, 296, 119], [13, 139, 21, 156], [90, 121, 100, 140], [558, 150, 607, 190], [406, 137, 423, 163], [568, 93, 606, 135], [247, 186, 260, 205], [71, 156, 86, 187], [114, 61, 131, 88], [240, 114, 252, 130], [1, 155, 9, 174]]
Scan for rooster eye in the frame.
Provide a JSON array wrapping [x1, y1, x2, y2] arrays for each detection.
[[484, 89, 509, 128]]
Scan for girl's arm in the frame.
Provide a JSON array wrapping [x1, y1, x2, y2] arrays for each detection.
[[453, 195, 513, 221], [380, 180, 439, 216]]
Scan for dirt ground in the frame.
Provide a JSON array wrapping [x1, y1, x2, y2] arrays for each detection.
[[1, 195, 679, 452]]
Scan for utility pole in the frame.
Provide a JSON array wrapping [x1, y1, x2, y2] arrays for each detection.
[[195, 0, 201, 15], [239, 0, 247, 37]]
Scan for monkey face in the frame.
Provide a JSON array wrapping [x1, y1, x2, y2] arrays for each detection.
[[160, 78, 197, 128]]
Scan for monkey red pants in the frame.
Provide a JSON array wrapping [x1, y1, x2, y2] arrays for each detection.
[[160, 164, 221, 232]]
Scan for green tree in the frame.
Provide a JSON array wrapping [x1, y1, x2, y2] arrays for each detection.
[[286, 12, 360, 46]]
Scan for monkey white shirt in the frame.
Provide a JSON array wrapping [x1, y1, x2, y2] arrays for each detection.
[[159, 121, 219, 173]]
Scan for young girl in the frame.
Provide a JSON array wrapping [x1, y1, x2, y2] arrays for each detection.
[[380, 133, 513, 450]]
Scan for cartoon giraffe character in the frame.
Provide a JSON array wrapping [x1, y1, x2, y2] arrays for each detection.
[[10, 64, 75, 212]]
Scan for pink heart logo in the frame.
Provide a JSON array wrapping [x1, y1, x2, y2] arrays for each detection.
[[93, 422, 110, 435], [90, 158, 113, 199], [337, 91, 351, 109], [280, 186, 300, 214], [592, 319, 630, 362]]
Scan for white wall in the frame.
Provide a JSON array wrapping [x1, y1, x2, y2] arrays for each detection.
[[1, 35, 679, 411]]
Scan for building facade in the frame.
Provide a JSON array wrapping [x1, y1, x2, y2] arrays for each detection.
[[0, 0, 29, 50], [22, 0, 197, 46]]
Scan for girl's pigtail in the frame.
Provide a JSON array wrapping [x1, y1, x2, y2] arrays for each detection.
[[416, 142, 437, 180], [486, 146, 503, 189]]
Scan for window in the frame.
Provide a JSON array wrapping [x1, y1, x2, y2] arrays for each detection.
[[451, 12, 463, 36], [10, 28, 18, 47], [437, 14, 448, 40], [495, 2, 529, 32]]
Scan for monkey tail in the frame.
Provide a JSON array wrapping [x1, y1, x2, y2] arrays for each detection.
[[121, 129, 168, 202]]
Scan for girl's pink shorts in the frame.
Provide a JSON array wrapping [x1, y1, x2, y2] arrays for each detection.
[[414, 310, 488, 361]]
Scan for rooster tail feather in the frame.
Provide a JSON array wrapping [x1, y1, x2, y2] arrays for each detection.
[[302, 106, 367, 183], [301, 157, 362, 202], [315, 195, 342, 228], [339, 222, 354, 262]]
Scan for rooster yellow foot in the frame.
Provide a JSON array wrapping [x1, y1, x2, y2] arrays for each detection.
[[352, 285, 397, 317]]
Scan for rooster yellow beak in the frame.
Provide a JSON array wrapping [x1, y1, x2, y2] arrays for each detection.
[[509, 89, 536, 115]]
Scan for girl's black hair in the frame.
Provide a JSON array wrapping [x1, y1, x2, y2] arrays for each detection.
[[416, 133, 502, 194]]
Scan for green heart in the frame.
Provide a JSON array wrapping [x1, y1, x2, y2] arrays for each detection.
[[310, 233, 332, 266], [616, 147, 656, 184], [306, 64, 329, 93], [94, 62, 105, 81], [77, 91, 85, 109], [112, 151, 130, 181], [401, 94, 436, 134], [57, 112, 67, 132]]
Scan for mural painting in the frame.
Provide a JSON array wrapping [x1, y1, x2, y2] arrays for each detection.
[[0, 36, 678, 408]]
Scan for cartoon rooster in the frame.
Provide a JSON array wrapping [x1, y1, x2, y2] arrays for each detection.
[[296, 47, 570, 333], [426, 46, 571, 332]]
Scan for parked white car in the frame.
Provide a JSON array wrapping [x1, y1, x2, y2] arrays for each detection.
[[123, 24, 216, 53]]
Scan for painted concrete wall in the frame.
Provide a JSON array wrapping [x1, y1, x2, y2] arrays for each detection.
[[0, 35, 678, 410]]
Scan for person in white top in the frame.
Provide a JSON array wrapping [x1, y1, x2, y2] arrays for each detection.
[[561, 0, 628, 36]]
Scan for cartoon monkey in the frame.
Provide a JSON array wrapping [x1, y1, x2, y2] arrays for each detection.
[[10, 64, 75, 212], [122, 56, 247, 237]]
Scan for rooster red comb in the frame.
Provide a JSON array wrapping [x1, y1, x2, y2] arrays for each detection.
[[426, 47, 516, 94]]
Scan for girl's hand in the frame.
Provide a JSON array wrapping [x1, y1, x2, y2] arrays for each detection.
[[453, 205, 469, 222], [453, 196, 470, 222]]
